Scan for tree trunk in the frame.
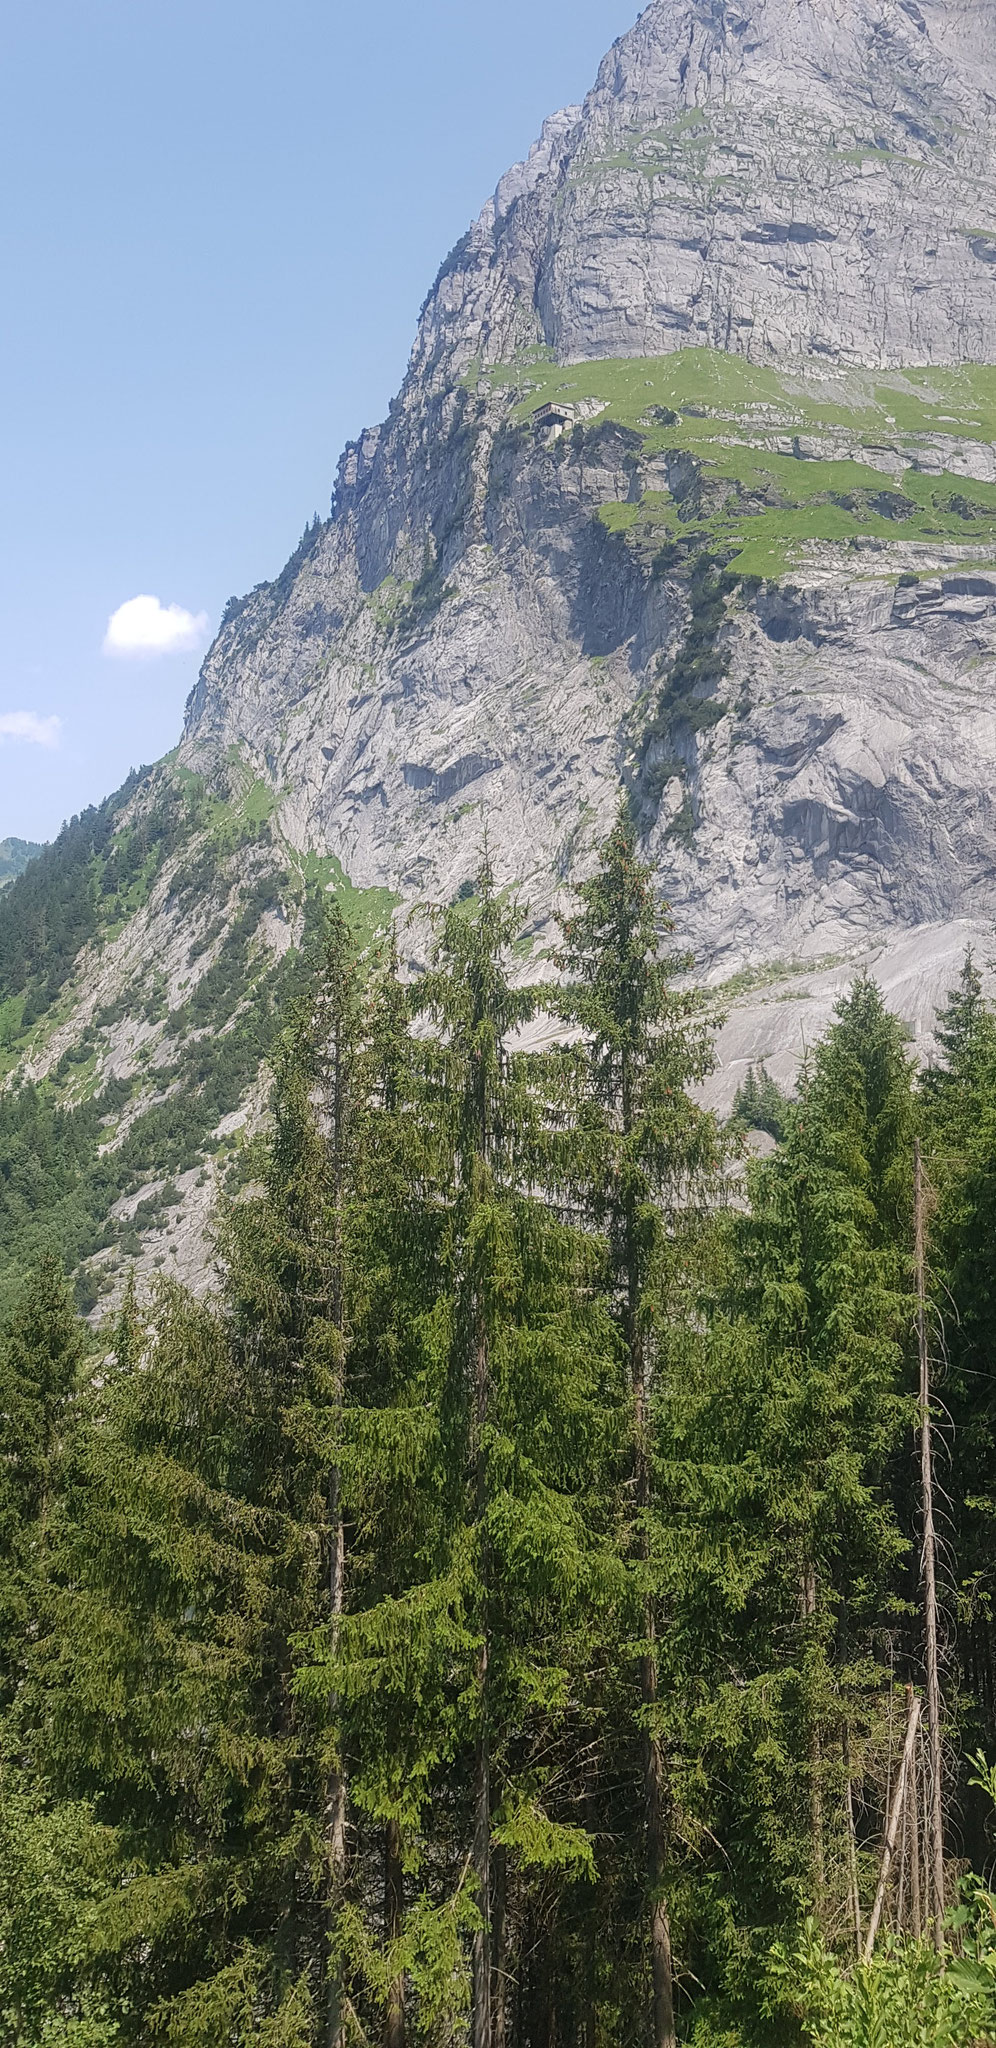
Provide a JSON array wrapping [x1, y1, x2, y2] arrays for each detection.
[[915, 1141, 946, 1949], [385, 1817, 405, 2048], [631, 1275, 677, 2048], [799, 1565, 825, 1916], [645, 1694, 677, 2048], [909, 1741, 923, 1940], [492, 1843, 508, 2048], [864, 1689, 921, 1961], [843, 1729, 862, 1955], [472, 1700, 492, 2048], [325, 1488, 347, 2048]]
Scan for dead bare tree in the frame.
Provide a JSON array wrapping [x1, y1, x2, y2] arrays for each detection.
[[864, 1688, 921, 1960]]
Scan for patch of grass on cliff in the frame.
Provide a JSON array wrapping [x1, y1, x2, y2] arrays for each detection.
[[365, 574, 416, 630], [572, 112, 717, 181], [502, 347, 788, 432], [716, 954, 848, 1001], [171, 758, 280, 850], [597, 453, 996, 579], [684, 444, 899, 499], [492, 345, 996, 459], [293, 852, 399, 951]]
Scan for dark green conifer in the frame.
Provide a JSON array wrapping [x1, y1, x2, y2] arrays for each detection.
[[923, 950, 996, 1157], [299, 860, 624, 2048], [731, 1063, 791, 1141], [714, 977, 914, 1968], [0, 1256, 84, 1706], [556, 803, 725, 2048], [32, 911, 369, 2046], [923, 952, 996, 1759]]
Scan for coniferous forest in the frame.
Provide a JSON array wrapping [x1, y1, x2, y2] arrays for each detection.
[[3, 811, 996, 2048]]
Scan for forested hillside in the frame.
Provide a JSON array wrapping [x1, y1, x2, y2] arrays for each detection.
[[0, 763, 360, 1315], [2, 812, 994, 2048], [0, 840, 43, 891]]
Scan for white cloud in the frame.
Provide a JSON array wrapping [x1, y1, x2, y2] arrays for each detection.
[[103, 593, 210, 659], [0, 711, 61, 747]]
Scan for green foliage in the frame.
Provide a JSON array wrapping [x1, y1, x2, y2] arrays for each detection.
[[3, 862, 996, 2048], [0, 773, 187, 1018], [731, 1064, 791, 1140], [496, 346, 996, 578], [922, 955, 996, 1772], [686, 977, 918, 2000], [395, 542, 455, 640], [0, 838, 44, 890], [634, 556, 734, 811], [768, 1912, 996, 2048], [0, 1749, 120, 2048], [0, 866, 327, 1305], [0, 1259, 85, 1704]]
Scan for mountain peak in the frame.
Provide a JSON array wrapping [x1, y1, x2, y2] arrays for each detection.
[[416, 0, 996, 376], [11, 0, 996, 1301]]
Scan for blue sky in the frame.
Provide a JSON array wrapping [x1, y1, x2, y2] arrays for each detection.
[[0, 0, 637, 843]]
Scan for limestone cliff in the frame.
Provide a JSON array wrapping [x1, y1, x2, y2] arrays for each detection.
[[4, 0, 996, 1302], [179, 0, 996, 1047]]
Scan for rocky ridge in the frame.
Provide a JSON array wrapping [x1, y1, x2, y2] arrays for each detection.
[[4, 0, 996, 1301]]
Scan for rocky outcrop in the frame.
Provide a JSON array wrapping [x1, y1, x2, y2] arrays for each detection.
[[174, 0, 996, 1100], [411, 0, 996, 381], [10, 0, 996, 1308]]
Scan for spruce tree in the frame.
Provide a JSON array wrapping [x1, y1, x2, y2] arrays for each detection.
[[922, 950, 996, 1160], [556, 804, 725, 2048], [298, 861, 625, 2048], [0, 1739, 119, 2048], [716, 977, 914, 1960], [0, 1256, 84, 1707], [731, 1063, 791, 1142], [923, 952, 996, 1760], [0, 1261, 113, 2047], [224, 904, 366, 2048], [32, 911, 369, 2046]]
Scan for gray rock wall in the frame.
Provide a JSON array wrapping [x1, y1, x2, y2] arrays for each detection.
[[175, 0, 996, 1088]]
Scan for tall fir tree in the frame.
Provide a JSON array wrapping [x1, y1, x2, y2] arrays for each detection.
[[299, 861, 626, 2048], [713, 977, 915, 1975], [923, 952, 996, 1762], [30, 910, 369, 2046], [556, 804, 725, 2048], [0, 1256, 84, 1707]]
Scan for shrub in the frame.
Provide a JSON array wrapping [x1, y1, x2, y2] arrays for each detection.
[[767, 1907, 996, 2048]]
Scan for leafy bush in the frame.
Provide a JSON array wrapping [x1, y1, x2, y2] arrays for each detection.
[[768, 1908, 996, 2048]]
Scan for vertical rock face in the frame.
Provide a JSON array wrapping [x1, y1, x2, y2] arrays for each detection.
[[63, 0, 993, 1141], [9, 0, 996, 1305], [411, 0, 996, 379], [179, 0, 996, 1050]]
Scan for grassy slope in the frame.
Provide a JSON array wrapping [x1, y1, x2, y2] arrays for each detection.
[[485, 347, 996, 577]]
